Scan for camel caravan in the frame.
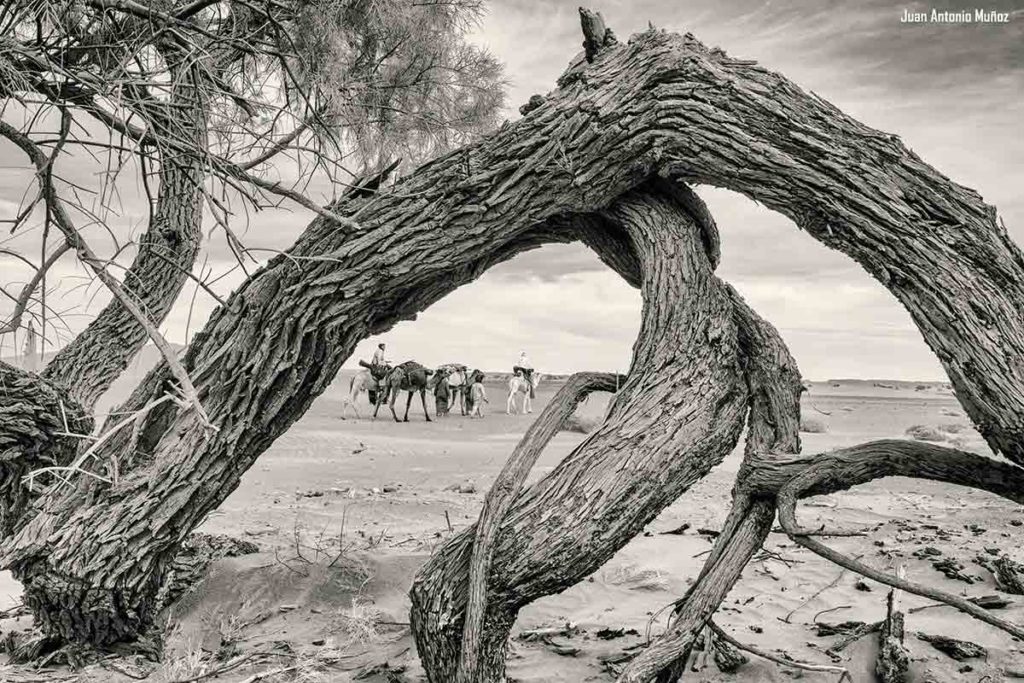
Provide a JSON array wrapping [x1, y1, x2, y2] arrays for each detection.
[[340, 345, 543, 421]]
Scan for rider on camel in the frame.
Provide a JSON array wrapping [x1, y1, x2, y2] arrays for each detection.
[[370, 343, 389, 379], [512, 351, 535, 399]]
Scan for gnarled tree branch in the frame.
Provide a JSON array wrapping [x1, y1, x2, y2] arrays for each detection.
[[457, 371, 625, 682]]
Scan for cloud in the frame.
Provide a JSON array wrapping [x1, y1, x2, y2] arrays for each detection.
[[3, 1, 1019, 383], [348, 268, 640, 375]]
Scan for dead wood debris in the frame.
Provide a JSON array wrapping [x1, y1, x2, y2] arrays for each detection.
[[916, 632, 987, 660], [992, 555, 1024, 594], [876, 589, 909, 683]]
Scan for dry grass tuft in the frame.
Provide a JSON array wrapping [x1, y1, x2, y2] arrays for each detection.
[[330, 597, 385, 646]]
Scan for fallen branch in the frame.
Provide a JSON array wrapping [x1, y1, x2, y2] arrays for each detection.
[[709, 621, 851, 681]]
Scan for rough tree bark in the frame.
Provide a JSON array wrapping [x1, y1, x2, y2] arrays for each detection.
[[0, 9, 1021, 667], [0, 60, 208, 546], [625, 289, 805, 682], [412, 182, 748, 681], [39, 70, 207, 412], [457, 371, 625, 682], [0, 363, 93, 536], [877, 584, 910, 683]]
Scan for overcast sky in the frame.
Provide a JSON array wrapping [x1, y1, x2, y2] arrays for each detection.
[[2, 0, 1022, 380]]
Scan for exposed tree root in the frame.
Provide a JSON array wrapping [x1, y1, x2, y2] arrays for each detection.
[[636, 442, 1024, 681]]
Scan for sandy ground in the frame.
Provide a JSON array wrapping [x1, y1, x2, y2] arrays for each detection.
[[3, 370, 1024, 682]]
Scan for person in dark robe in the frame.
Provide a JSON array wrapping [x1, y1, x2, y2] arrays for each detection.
[[434, 371, 450, 417]]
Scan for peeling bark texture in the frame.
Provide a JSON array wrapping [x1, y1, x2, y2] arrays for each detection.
[[1, 11, 1022, 655], [710, 632, 747, 673], [457, 371, 624, 682], [412, 183, 748, 681], [917, 632, 986, 660], [0, 362, 93, 536], [580, 8, 618, 63], [41, 70, 206, 412], [877, 589, 909, 683]]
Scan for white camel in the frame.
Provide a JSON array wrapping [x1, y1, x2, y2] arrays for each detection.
[[340, 368, 378, 419], [506, 372, 543, 415]]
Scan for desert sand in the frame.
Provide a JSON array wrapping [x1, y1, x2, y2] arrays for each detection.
[[2, 364, 1022, 682]]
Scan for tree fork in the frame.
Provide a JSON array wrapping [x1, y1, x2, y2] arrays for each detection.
[[40, 63, 208, 412]]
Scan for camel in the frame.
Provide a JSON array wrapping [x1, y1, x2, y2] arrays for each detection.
[[340, 361, 392, 419], [507, 371, 543, 415], [373, 361, 434, 422], [340, 368, 376, 419], [433, 363, 471, 415]]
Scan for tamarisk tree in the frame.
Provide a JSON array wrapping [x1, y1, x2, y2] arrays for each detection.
[[0, 0, 502, 650], [1, 7, 1023, 683]]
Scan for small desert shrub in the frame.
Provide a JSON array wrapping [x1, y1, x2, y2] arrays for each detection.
[[906, 424, 945, 442], [562, 414, 600, 434], [331, 598, 384, 645], [799, 416, 828, 434]]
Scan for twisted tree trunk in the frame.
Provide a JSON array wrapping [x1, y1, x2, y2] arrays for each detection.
[[621, 291, 805, 682], [457, 371, 625, 682], [0, 9, 1021, 664], [412, 182, 745, 681]]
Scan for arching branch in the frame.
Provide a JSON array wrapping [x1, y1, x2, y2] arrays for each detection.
[[776, 441, 1024, 640], [457, 371, 625, 682], [411, 181, 748, 681]]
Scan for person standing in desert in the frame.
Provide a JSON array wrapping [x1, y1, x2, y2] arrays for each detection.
[[470, 374, 489, 418]]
